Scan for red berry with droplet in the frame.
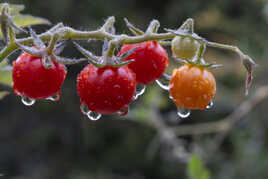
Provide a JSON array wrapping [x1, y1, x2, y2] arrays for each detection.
[[77, 64, 136, 114], [12, 52, 67, 100], [118, 41, 169, 84]]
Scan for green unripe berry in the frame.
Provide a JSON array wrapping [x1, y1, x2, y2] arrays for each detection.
[[171, 36, 200, 60]]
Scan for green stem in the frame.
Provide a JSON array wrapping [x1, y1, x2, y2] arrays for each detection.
[[205, 41, 246, 59], [47, 33, 59, 55], [106, 41, 117, 58], [0, 21, 250, 66], [195, 44, 206, 63]]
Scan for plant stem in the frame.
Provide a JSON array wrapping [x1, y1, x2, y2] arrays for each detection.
[[205, 41, 247, 59], [0, 19, 251, 66]]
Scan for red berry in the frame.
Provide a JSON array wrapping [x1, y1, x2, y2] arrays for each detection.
[[77, 64, 136, 114], [12, 52, 67, 100], [118, 41, 169, 84]]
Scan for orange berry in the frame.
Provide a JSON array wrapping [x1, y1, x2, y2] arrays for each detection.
[[169, 64, 216, 110]]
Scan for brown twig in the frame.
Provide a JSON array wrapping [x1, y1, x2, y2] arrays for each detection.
[[142, 89, 190, 162], [173, 85, 268, 137]]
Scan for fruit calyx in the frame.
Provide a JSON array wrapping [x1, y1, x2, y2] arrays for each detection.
[[124, 18, 160, 36], [15, 27, 76, 69], [175, 40, 221, 69], [73, 39, 136, 68]]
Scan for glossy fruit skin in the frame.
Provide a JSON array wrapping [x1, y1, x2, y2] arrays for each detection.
[[169, 64, 216, 110], [118, 41, 168, 85], [77, 64, 136, 114], [171, 36, 200, 60], [12, 52, 67, 99]]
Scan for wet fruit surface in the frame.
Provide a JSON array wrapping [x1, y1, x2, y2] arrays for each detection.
[[118, 41, 168, 84], [169, 64, 216, 110], [77, 64, 136, 114], [171, 36, 200, 60], [12, 52, 67, 100]]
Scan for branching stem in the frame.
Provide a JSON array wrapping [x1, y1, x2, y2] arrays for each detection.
[[0, 17, 251, 65]]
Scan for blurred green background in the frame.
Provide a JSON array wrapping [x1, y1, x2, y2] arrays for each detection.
[[1, 0, 268, 178]]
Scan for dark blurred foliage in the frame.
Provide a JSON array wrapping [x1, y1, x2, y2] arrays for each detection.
[[1, 0, 268, 178]]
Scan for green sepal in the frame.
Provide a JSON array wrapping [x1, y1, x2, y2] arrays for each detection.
[[165, 28, 203, 41], [73, 41, 98, 62], [146, 20, 160, 34], [109, 59, 135, 68], [124, 18, 144, 36], [15, 41, 43, 56], [53, 55, 88, 65], [174, 57, 222, 69], [118, 47, 137, 61], [28, 27, 45, 49], [54, 41, 66, 55]]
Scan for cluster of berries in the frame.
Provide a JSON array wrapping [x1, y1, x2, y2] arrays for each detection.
[[12, 23, 216, 120]]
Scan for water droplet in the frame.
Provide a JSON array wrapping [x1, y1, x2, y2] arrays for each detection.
[[21, 96, 35, 106], [46, 92, 61, 102], [133, 84, 146, 100], [87, 111, 101, 121], [113, 84, 120, 89], [206, 101, 214, 109], [80, 103, 102, 121], [177, 107, 191, 118], [80, 103, 90, 114], [117, 106, 129, 116], [156, 73, 171, 90]]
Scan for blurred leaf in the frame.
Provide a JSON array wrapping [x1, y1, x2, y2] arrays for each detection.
[[0, 60, 12, 87], [0, 91, 10, 100], [11, 14, 51, 28], [187, 154, 211, 179], [134, 108, 149, 120], [0, 3, 25, 15], [0, 3, 51, 38]]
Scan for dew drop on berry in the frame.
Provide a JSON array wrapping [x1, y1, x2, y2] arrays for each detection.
[[46, 92, 61, 102], [80, 103, 90, 115], [117, 106, 129, 116], [206, 101, 214, 109], [80, 103, 102, 121], [21, 96, 35, 106], [156, 73, 171, 90], [133, 84, 146, 100], [87, 111, 102, 121], [177, 107, 191, 118]]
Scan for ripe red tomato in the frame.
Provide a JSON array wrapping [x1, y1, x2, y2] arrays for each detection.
[[169, 64, 216, 110], [77, 64, 136, 114], [12, 52, 67, 99], [118, 41, 168, 84]]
